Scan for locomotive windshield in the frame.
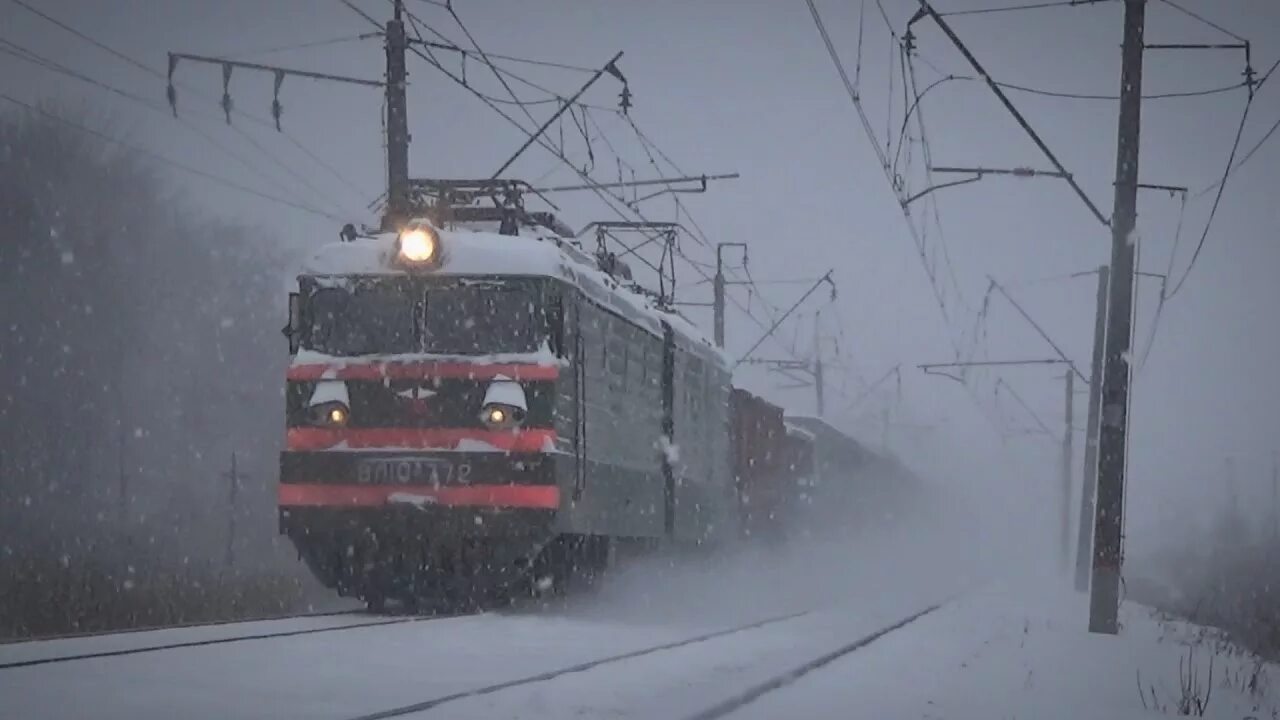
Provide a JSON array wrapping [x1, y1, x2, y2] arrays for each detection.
[[307, 284, 415, 355], [302, 277, 554, 356]]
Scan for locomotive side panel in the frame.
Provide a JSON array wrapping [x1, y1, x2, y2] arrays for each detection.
[[667, 333, 736, 546], [553, 289, 666, 538]]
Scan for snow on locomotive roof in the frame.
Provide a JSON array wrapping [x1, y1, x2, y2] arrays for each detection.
[[299, 224, 569, 279], [296, 222, 728, 367]]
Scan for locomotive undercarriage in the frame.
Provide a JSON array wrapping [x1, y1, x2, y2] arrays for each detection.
[[281, 507, 613, 612]]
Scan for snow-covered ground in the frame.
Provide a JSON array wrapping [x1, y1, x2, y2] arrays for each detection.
[[4, 574, 1273, 719], [2, 498, 1274, 719], [734, 579, 1280, 720]]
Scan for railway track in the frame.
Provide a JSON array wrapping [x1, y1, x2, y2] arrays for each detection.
[[3, 587, 958, 720], [0, 609, 451, 671], [0, 575, 640, 672], [339, 601, 946, 720], [343, 609, 812, 720], [0, 586, 607, 672], [0, 607, 367, 646], [681, 602, 944, 720]]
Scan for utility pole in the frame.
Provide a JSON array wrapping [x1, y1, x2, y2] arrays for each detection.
[[1075, 265, 1109, 591], [1061, 370, 1075, 572], [1272, 451, 1278, 544], [383, 0, 410, 230], [714, 243, 748, 348], [813, 330, 826, 417], [118, 422, 128, 524], [223, 453, 249, 567], [714, 271, 724, 347], [1090, 0, 1147, 636], [1225, 456, 1238, 522]]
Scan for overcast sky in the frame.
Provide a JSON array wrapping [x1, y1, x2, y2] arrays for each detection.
[[4, 0, 1279, 560]]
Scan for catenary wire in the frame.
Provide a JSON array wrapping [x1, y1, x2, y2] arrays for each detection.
[[0, 94, 344, 221], [9, 0, 370, 213], [939, 0, 1116, 18], [1165, 94, 1253, 300], [0, 36, 338, 213]]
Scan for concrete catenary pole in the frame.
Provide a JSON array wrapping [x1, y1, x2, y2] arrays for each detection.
[[1272, 451, 1278, 543], [1075, 265, 1109, 591], [1062, 370, 1075, 572], [382, 0, 410, 230], [1090, 0, 1147, 635]]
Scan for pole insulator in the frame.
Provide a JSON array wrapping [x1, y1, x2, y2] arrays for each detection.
[[221, 63, 233, 124], [166, 53, 179, 118], [272, 70, 285, 131]]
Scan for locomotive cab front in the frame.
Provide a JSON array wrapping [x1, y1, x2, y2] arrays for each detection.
[[277, 225, 570, 609]]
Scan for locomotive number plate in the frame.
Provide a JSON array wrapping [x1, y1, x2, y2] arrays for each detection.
[[356, 457, 473, 485]]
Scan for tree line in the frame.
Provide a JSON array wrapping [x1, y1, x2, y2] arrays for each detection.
[[0, 106, 327, 637]]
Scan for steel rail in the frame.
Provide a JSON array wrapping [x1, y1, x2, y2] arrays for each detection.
[[0, 612, 456, 670], [344, 609, 812, 720]]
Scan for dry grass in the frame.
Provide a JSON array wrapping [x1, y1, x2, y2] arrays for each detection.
[[0, 554, 318, 641]]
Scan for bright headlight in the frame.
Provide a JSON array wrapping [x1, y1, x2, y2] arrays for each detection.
[[480, 402, 524, 430], [397, 226, 439, 264], [310, 400, 350, 427], [479, 376, 528, 430]]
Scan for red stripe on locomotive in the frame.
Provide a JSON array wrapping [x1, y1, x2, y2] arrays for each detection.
[[278, 483, 560, 509], [286, 428, 556, 452], [287, 362, 560, 382]]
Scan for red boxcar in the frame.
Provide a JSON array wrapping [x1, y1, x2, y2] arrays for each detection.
[[729, 388, 790, 540], [780, 422, 815, 489]]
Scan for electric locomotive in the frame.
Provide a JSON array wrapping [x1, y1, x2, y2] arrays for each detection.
[[278, 183, 734, 609]]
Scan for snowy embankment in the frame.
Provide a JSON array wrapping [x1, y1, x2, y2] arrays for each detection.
[[5, 477, 1273, 719], [734, 578, 1279, 720]]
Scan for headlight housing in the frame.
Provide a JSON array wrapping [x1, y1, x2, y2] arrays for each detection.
[[480, 376, 528, 430], [310, 400, 350, 427], [396, 224, 441, 267], [479, 402, 525, 430]]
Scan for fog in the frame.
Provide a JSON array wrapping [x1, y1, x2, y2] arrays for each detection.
[[2, 0, 1279, 642], [557, 461, 1045, 629]]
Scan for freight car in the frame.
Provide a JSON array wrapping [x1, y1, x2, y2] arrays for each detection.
[[785, 414, 919, 527], [277, 188, 736, 609], [780, 421, 816, 502], [729, 388, 788, 541]]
